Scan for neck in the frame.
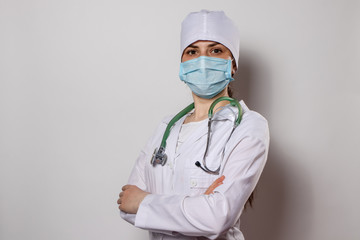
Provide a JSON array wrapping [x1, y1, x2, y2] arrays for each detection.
[[184, 89, 230, 123]]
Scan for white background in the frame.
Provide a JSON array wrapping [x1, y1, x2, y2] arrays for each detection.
[[0, 0, 359, 239]]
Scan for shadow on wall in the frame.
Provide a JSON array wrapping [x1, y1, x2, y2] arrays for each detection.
[[231, 53, 313, 240], [231, 53, 286, 239], [230, 51, 272, 113], [240, 144, 287, 240]]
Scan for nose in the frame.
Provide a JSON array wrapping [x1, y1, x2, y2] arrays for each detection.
[[199, 49, 210, 57]]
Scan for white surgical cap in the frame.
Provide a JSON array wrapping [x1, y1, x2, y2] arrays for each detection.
[[180, 9, 240, 68]]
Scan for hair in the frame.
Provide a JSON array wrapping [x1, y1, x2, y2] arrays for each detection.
[[227, 85, 255, 209]]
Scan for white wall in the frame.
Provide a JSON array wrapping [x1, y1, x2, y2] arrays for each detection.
[[0, 0, 359, 239]]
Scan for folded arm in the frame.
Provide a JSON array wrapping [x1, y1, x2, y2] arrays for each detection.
[[119, 136, 268, 239]]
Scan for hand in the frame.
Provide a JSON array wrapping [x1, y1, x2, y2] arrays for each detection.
[[204, 175, 225, 195], [117, 185, 149, 214]]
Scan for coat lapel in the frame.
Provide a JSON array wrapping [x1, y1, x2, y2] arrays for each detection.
[[165, 115, 187, 162]]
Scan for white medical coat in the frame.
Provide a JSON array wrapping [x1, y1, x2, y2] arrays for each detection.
[[120, 101, 269, 240]]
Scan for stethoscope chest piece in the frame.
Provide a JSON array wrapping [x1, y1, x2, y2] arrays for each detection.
[[151, 146, 167, 166]]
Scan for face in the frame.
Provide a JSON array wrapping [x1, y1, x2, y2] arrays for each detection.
[[181, 40, 237, 74]]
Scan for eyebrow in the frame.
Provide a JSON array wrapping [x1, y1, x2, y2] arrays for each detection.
[[186, 42, 221, 49]]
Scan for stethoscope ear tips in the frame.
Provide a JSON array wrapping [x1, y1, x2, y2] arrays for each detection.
[[195, 161, 220, 175], [195, 161, 208, 172]]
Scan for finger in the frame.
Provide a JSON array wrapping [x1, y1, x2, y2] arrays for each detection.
[[204, 185, 217, 195], [204, 189, 212, 195], [209, 176, 225, 187], [215, 175, 225, 183], [204, 175, 225, 195], [119, 192, 124, 197], [204, 182, 223, 195], [204, 183, 218, 195], [119, 203, 124, 211], [209, 175, 225, 189], [212, 182, 223, 188], [122, 185, 131, 191], [213, 177, 225, 188]]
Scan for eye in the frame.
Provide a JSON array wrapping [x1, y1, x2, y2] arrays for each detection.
[[186, 49, 197, 56], [211, 48, 223, 54]]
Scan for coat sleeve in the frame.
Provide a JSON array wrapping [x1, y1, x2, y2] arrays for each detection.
[[134, 134, 269, 239], [119, 149, 147, 225], [120, 118, 170, 227]]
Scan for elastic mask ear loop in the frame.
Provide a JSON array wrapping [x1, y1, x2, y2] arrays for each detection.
[[230, 58, 236, 77]]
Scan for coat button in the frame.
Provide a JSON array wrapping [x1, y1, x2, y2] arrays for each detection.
[[190, 179, 197, 187]]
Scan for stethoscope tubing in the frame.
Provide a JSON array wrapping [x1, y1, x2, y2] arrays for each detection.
[[151, 97, 243, 175]]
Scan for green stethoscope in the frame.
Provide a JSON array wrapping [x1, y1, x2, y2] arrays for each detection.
[[150, 96, 243, 175]]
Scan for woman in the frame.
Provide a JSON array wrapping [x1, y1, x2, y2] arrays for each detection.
[[117, 10, 269, 240]]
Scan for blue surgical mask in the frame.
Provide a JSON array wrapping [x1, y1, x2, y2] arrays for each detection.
[[179, 56, 234, 99]]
